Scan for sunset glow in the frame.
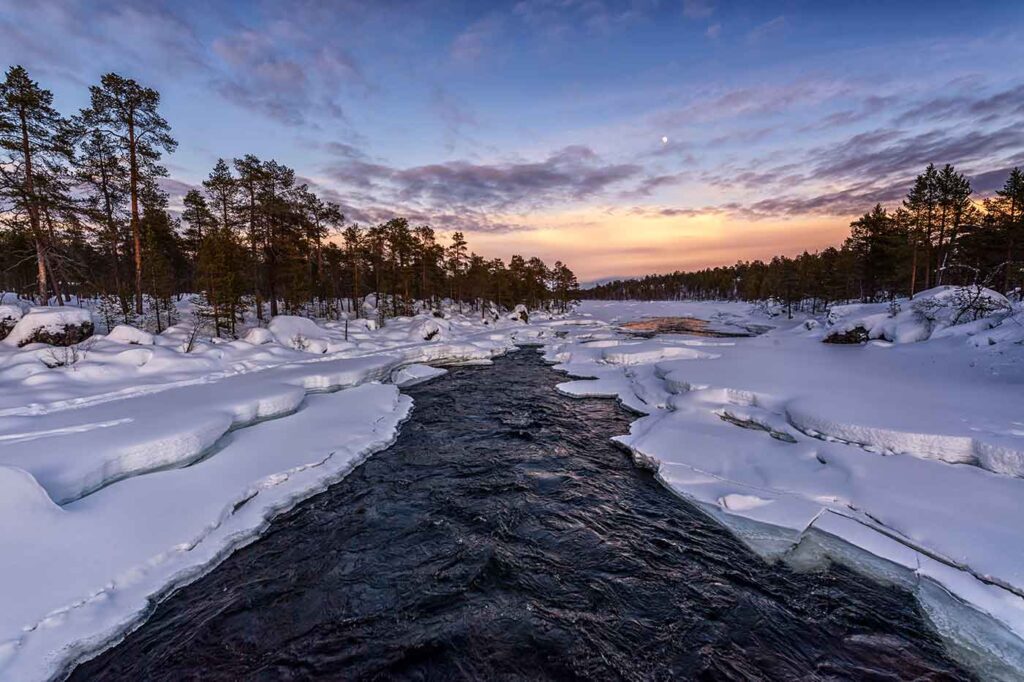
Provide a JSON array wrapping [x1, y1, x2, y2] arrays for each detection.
[[4, 0, 1022, 281]]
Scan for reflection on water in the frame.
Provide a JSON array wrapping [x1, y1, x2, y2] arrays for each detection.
[[620, 316, 758, 337], [71, 350, 970, 681]]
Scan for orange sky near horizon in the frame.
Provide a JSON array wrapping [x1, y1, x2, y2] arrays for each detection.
[[458, 209, 853, 283]]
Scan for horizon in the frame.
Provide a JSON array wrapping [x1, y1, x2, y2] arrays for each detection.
[[3, 0, 1024, 281]]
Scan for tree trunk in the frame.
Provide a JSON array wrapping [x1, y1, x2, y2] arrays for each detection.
[[18, 107, 49, 304], [909, 240, 918, 299], [128, 115, 144, 315]]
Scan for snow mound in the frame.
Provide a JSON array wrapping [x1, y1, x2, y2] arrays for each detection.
[[267, 316, 332, 352], [2, 307, 94, 347], [105, 325, 154, 346], [408, 317, 450, 342], [0, 466, 61, 518], [826, 286, 1012, 344], [243, 327, 275, 345]]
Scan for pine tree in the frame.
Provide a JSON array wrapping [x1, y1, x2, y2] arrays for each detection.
[[989, 168, 1024, 293], [83, 73, 177, 315], [181, 189, 215, 264], [0, 66, 73, 303], [203, 159, 236, 231], [76, 127, 131, 317]]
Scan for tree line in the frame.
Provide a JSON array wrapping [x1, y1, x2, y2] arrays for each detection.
[[0, 65, 579, 335], [587, 163, 1024, 314]]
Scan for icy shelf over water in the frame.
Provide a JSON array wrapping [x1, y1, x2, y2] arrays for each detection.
[[546, 298, 1024, 679], [0, 303, 566, 680], [1, 292, 1024, 678]]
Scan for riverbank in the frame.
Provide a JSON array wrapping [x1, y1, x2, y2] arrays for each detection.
[[0, 307, 564, 680], [547, 299, 1024, 678], [1, 295, 1023, 678], [70, 351, 969, 680]]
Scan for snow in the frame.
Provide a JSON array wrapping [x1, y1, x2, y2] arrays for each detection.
[[1, 294, 1024, 678], [103, 324, 154, 346], [542, 297, 1024, 677], [0, 305, 527, 679], [827, 286, 1014, 344], [390, 363, 448, 388], [2, 307, 93, 347], [0, 304, 23, 324]]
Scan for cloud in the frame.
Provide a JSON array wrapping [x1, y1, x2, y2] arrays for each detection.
[[391, 146, 641, 209], [430, 87, 479, 151], [322, 141, 369, 161], [511, 0, 653, 39], [896, 83, 1024, 126], [747, 16, 785, 43], [211, 30, 366, 126], [450, 17, 502, 63], [683, 0, 714, 19], [800, 95, 900, 131], [705, 23, 721, 39], [320, 145, 642, 231], [812, 125, 1024, 183], [650, 79, 846, 128], [623, 171, 691, 197]]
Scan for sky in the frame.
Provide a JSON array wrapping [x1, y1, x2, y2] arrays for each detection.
[[3, 0, 1024, 282]]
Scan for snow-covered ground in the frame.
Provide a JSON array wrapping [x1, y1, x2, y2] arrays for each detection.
[[0, 301, 573, 680], [550, 295, 1024, 678], [2, 289, 1024, 678]]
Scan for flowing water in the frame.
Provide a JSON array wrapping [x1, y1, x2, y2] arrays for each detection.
[[71, 350, 970, 681]]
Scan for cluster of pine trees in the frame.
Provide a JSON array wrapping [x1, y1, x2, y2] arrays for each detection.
[[0, 66, 579, 335], [588, 164, 1024, 313]]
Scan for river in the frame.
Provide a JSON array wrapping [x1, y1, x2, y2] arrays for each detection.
[[70, 349, 970, 680]]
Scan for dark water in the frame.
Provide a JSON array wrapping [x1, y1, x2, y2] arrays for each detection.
[[71, 350, 970, 681]]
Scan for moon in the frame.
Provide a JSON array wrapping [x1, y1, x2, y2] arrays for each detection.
[[660, 136, 669, 145]]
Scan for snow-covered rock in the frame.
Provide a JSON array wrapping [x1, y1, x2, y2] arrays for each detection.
[[0, 304, 23, 338], [105, 324, 154, 345], [1, 307, 94, 347], [826, 286, 1012, 344], [508, 304, 529, 323], [408, 317, 450, 342]]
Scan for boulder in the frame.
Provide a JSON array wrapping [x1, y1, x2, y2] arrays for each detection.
[[822, 325, 869, 344], [0, 304, 23, 339], [2, 307, 94, 347]]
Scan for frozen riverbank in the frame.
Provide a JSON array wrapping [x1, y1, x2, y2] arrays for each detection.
[[2, 291, 1023, 678], [0, 305, 561, 680], [547, 298, 1024, 677], [70, 351, 969, 680]]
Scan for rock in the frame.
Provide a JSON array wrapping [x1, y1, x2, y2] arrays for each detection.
[[508, 304, 529, 323], [823, 325, 869, 344], [2, 307, 94, 347], [0, 304, 23, 339]]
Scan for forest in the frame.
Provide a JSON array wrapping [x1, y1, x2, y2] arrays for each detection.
[[0, 66, 580, 335], [587, 164, 1024, 313]]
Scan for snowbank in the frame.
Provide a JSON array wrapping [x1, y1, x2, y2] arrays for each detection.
[[2, 297, 1023, 678], [826, 286, 1013, 344], [0, 303, 540, 679], [542, 299, 1024, 678]]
